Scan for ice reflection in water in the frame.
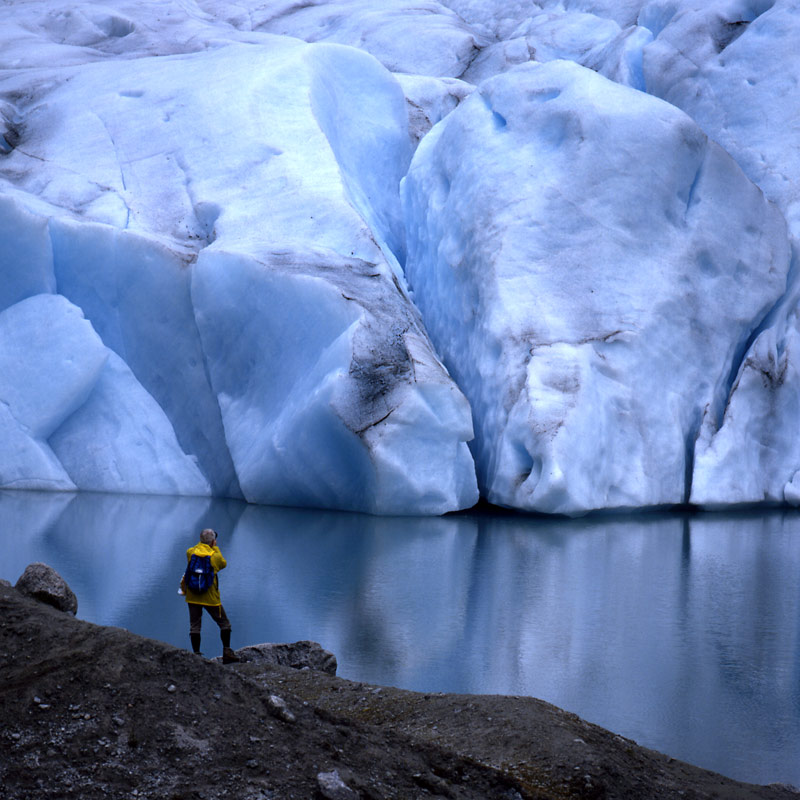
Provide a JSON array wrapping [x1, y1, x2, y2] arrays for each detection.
[[2, 489, 799, 787]]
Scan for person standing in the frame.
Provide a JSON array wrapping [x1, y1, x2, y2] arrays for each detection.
[[183, 528, 240, 663]]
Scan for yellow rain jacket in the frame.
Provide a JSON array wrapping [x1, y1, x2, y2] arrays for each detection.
[[183, 542, 226, 607]]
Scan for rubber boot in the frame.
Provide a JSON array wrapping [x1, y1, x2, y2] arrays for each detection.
[[190, 633, 202, 655], [221, 629, 240, 663]]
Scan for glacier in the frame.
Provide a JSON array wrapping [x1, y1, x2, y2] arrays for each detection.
[[2, 0, 800, 515], [402, 59, 789, 514]]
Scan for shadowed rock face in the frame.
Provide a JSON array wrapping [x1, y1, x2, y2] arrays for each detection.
[[14, 561, 77, 615]]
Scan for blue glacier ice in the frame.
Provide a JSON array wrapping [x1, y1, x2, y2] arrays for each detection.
[[638, 0, 800, 507], [2, 0, 800, 515], [402, 59, 790, 514]]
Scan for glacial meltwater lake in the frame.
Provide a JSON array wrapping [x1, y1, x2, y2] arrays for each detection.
[[2, 489, 799, 787]]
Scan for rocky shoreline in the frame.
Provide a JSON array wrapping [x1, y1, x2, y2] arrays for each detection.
[[1, 568, 798, 800]]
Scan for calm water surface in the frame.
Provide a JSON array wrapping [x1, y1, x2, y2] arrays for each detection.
[[2, 489, 799, 787]]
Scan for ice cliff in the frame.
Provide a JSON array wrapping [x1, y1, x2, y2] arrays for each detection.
[[1, 0, 799, 515], [402, 59, 789, 514]]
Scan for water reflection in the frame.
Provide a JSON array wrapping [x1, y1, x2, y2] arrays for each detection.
[[2, 490, 799, 787]]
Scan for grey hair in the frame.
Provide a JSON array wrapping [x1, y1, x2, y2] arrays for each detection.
[[200, 528, 217, 545]]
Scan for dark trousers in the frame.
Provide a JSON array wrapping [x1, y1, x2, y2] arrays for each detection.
[[188, 602, 232, 635]]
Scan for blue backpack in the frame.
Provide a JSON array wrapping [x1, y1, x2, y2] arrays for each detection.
[[184, 553, 215, 593]]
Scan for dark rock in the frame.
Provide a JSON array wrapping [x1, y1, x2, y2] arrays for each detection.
[[15, 563, 78, 615], [228, 641, 337, 674]]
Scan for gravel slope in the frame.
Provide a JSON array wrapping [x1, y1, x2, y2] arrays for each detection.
[[1, 583, 797, 800]]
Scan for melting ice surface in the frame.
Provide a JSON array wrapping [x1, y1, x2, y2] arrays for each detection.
[[3, 490, 799, 787]]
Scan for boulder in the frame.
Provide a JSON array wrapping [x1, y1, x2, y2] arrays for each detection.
[[228, 641, 337, 675], [15, 562, 78, 615]]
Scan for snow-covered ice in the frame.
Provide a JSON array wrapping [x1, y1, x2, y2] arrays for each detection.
[[641, 0, 800, 237], [461, 11, 651, 90], [202, 0, 485, 78], [3, 0, 800, 515]]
